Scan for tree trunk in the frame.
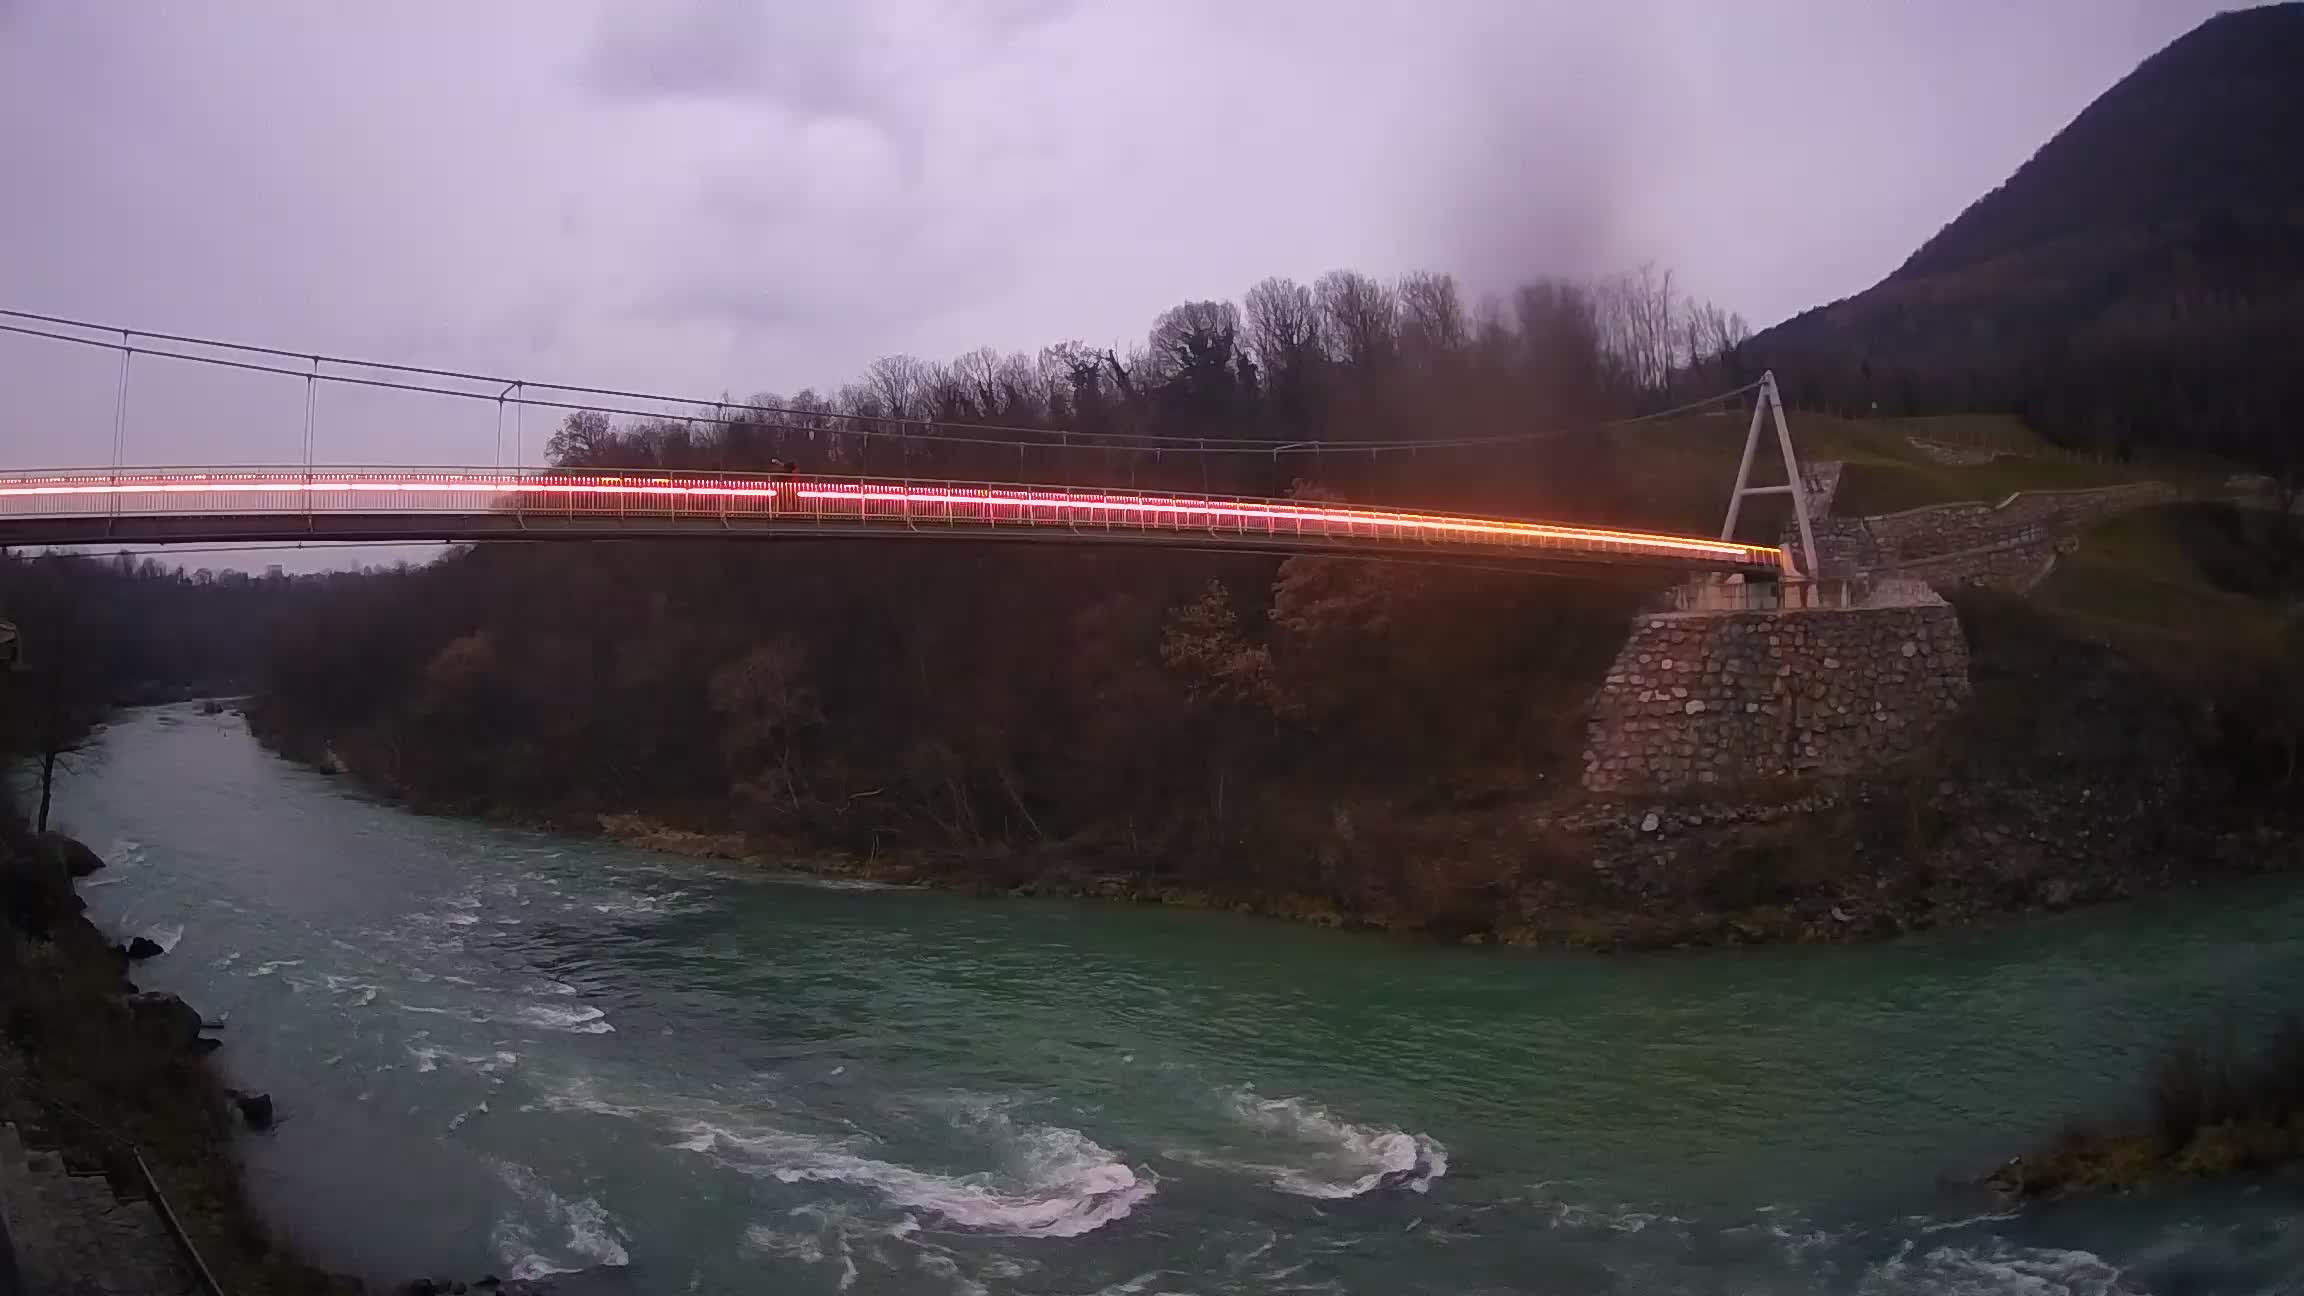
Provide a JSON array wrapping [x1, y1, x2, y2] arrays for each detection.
[[37, 748, 57, 833]]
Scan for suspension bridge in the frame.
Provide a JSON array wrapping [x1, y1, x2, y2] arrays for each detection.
[[0, 310, 1818, 578], [0, 466, 1785, 573]]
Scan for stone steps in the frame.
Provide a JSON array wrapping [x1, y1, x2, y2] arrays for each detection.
[[0, 1121, 194, 1295]]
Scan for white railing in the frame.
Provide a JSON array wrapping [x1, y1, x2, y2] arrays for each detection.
[[0, 467, 1786, 570]]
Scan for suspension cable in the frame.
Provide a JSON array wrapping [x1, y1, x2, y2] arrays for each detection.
[[0, 310, 1762, 458]]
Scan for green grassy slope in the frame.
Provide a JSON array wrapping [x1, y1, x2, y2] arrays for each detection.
[[2032, 504, 2304, 668], [1596, 409, 2222, 543]]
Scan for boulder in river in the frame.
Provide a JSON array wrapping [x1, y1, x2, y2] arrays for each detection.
[[230, 1090, 276, 1131], [121, 990, 205, 1051], [42, 833, 106, 879], [125, 935, 166, 960]]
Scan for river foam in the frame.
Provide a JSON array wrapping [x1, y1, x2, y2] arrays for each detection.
[[683, 1112, 1153, 1238], [1212, 1088, 1448, 1198], [533, 1072, 1155, 1240], [1862, 1240, 2137, 1296], [138, 920, 185, 953], [488, 1159, 630, 1282], [515, 1003, 615, 1034]]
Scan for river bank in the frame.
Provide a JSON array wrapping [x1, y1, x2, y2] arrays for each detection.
[[1987, 1019, 2304, 1199], [575, 780, 2301, 951], [0, 818, 569, 1296], [253, 590, 2304, 951], [270, 759, 2304, 953], [0, 819, 361, 1294]]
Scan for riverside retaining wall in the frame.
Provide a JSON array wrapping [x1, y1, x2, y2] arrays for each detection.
[[1582, 597, 1971, 795], [1794, 480, 2181, 588]]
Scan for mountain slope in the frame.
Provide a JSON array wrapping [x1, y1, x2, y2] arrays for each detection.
[[1751, 3, 2304, 479]]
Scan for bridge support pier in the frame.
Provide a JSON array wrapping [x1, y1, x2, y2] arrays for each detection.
[[1581, 585, 1972, 796]]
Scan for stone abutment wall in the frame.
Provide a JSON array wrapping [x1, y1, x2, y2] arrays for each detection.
[[1792, 480, 2182, 588], [1582, 599, 1971, 795]]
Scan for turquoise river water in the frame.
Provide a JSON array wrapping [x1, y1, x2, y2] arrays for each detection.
[[49, 704, 2304, 1293]]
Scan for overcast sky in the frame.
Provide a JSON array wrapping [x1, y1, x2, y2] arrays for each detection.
[[0, 0, 2239, 476]]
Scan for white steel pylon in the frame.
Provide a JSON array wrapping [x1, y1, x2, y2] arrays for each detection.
[[1719, 371, 1819, 580]]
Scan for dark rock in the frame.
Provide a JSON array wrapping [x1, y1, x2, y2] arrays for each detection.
[[1982, 1155, 2026, 1197], [231, 1090, 275, 1130], [192, 1036, 223, 1055], [125, 935, 166, 960], [417, 1275, 534, 1295], [0, 837, 85, 937], [122, 991, 205, 1051], [43, 833, 106, 879]]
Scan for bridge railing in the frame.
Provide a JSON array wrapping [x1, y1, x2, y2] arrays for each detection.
[[0, 466, 1785, 570]]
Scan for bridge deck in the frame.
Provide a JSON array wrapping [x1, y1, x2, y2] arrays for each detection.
[[0, 469, 1784, 574]]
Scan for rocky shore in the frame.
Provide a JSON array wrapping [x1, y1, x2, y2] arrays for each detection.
[[0, 820, 568, 1295], [0, 820, 362, 1292], [1988, 1121, 2304, 1199]]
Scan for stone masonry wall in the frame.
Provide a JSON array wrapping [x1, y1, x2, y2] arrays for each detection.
[[1790, 480, 2181, 587], [1905, 438, 2001, 466], [1582, 600, 1971, 796], [1885, 534, 2071, 591], [1861, 481, 2177, 561], [1799, 460, 1844, 518]]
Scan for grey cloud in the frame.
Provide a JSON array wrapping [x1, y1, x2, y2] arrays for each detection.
[[586, 0, 882, 117], [969, 0, 1079, 38], [0, 0, 2248, 500], [641, 167, 1018, 347]]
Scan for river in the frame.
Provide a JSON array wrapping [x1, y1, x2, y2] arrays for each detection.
[[45, 703, 2304, 1293]]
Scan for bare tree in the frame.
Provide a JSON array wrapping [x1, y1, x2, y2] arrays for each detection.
[[779, 387, 844, 467], [947, 347, 1006, 421], [991, 351, 1045, 424], [1243, 277, 1321, 380], [1029, 347, 1075, 424], [922, 361, 974, 426], [545, 409, 615, 466], [26, 707, 93, 835], [1514, 278, 1609, 418], [1315, 270, 1398, 371], [709, 637, 821, 811], [1396, 270, 1470, 364], [0, 583, 110, 834], [1681, 300, 1750, 373], [1147, 301, 1245, 383], [864, 354, 934, 426], [1595, 263, 1681, 395]]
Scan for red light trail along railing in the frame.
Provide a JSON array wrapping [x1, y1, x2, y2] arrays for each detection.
[[0, 467, 1788, 574]]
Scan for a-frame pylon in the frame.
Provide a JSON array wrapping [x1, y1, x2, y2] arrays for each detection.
[[1719, 371, 1818, 580]]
